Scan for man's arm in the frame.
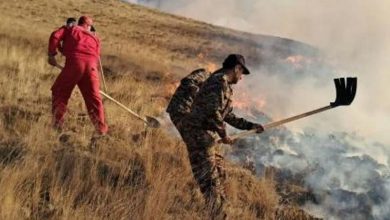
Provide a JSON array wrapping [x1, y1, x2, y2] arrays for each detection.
[[224, 110, 256, 130], [224, 110, 264, 132], [48, 27, 66, 66], [48, 27, 66, 56]]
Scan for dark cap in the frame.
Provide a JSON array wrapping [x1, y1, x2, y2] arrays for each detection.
[[222, 54, 250, 75]]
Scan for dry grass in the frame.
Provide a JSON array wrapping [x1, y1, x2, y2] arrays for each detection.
[[0, 0, 321, 219]]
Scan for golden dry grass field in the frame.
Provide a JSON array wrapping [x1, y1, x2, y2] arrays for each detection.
[[0, 0, 319, 219]]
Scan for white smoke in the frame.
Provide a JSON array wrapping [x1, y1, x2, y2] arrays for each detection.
[[228, 125, 390, 219], [128, 0, 390, 146], [125, 0, 390, 219]]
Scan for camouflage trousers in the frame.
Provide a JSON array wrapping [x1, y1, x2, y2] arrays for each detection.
[[180, 124, 227, 218]]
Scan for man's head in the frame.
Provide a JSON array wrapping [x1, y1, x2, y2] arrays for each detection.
[[222, 54, 250, 84], [66, 17, 76, 27], [78, 16, 93, 31]]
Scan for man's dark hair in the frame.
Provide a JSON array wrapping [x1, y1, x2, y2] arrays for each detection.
[[66, 17, 76, 25]]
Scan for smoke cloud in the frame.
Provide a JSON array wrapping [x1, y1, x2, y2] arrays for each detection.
[[130, 0, 390, 146], [126, 0, 390, 219]]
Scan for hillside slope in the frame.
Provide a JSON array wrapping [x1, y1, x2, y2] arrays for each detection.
[[0, 0, 319, 77], [0, 0, 319, 219]]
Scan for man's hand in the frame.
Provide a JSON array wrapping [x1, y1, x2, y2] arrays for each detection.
[[48, 55, 58, 67], [254, 124, 265, 133], [221, 136, 234, 145]]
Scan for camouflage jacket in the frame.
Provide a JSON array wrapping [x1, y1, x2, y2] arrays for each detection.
[[166, 69, 210, 118], [187, 71, 257, 138]]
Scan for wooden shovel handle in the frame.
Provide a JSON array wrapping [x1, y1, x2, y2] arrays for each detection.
[[98, 57, 108, 92], [99, 91, 148, 124], [222, 105, 334, 142]]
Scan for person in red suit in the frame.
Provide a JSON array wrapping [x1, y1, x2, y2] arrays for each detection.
[[48, 16, 108, 135]]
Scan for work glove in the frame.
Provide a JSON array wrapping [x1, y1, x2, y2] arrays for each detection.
[[220, 136, 234, 145], [48, 55, 58, 67]]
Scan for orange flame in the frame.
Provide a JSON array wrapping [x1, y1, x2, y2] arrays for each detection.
[[232, 86, 267, 118], [233, 93, 266, 108], [206, 62, 217, 72], [165, 81, 180, 96], [197, 51, 218, 73], [197, 52, 205, 59]]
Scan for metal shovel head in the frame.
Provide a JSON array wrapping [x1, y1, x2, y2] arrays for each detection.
[[145, 116, 161, 128], [330, 77, 357, 107]]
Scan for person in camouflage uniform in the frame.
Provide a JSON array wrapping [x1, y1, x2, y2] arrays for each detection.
[[181, 54, 264, 218], [166, 68, 212, 135]]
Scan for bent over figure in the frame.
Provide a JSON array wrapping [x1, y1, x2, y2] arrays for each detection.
[[181, 54, 264, 218], [48, 16, 108, 135]]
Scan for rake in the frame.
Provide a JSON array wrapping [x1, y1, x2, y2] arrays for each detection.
[[226, 77, 357, 141], [54, 65, 160, 128]]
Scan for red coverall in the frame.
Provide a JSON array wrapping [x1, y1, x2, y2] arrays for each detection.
[[48, 25, 108, 134]]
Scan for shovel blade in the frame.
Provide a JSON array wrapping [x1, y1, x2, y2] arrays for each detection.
[[145, 116, 161, 128], [330, 77, 357, 107]]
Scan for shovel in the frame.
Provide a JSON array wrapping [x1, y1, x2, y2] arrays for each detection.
[[225, 77, 357, 142], [99, 91, 160, 128], [54, 64, 160, 128]]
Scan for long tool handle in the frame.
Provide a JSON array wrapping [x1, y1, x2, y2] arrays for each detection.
[[99, 91, 148, 124], [229, 105, 334, 141], [99, 57, 108, 92]]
